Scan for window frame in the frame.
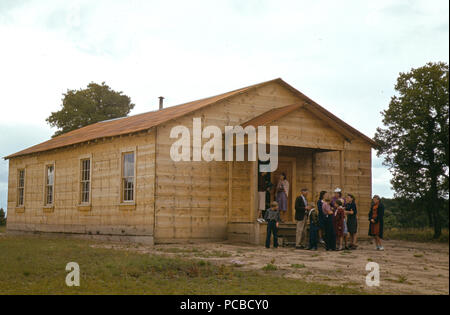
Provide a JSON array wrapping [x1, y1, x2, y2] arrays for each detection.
[[120, 148, 136, 204], [44, 163, 55, 207], [79, 155, 92, 205], [17, 168, 25, 207]]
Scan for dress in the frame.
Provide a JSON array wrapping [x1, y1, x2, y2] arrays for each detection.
[[275, 180, 289, 212], [317, 199, 325, 228], [345, 202, 358, 234], [369, 202, 384, 238], [333, 206, 345, 238], [322, 202, 336, 250]]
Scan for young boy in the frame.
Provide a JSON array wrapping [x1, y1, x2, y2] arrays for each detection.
[[264, 201, 281, 249], [307, 207, 320, 250]]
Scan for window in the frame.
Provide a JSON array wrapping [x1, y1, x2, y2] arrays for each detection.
[[80, 159, 91, 204], [122, 152, 135, 202], [45, 165, 54, 205], [17, 169, 25, 206]]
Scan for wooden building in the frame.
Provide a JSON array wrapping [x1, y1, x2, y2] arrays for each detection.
[[5, 78, 375, 245]]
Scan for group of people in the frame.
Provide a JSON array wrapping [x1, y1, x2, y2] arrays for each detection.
[[258, 172, 385, 251]]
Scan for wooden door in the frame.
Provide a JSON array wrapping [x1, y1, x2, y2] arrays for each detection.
[[271, 158, 295, 222]]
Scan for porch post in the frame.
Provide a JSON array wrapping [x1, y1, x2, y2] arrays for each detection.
[[250, 160, 258, 221], [311, 150, 316, 200], [228, 162, 233, 222], [339, 150, 344, 190]]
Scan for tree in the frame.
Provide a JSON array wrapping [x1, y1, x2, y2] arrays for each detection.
[[374, 62, 449, 238], [46, 82, 135, 137], [0, 208, 6, 226]]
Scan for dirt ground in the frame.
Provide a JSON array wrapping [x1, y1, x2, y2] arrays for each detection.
[[94, 239, 449, 295]]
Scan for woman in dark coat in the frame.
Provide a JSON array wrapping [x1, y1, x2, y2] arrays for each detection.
[[344, 193, 358, 249], [368, 195, 385, 251], [317, 191, 327, 245]]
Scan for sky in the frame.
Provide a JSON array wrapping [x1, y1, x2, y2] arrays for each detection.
[[0, 0, 449, 212]]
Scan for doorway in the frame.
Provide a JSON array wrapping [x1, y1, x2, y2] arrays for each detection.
[[271, 157, 296, 222]]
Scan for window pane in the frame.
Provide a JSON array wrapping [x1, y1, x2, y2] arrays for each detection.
[[18, 170, 25, 188], [81, 159, 90, 181], [47, 186, 53, 204], [47, 165, 54, 185], [123, 153, 134, 178], [18, 188, 24, 206], [123, 177, 134, 201]]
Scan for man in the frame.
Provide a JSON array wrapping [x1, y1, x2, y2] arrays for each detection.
[[295, 188, 312, 249]]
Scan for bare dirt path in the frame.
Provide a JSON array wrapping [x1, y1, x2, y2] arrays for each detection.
[[93, 239, 449, 295]]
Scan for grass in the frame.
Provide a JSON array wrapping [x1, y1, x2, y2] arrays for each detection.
[[387, 275, 409, 284], [0, 225, 5, 233], [262, 263, 278, 271], [385, 228, 449, 243], [195, 250, 232, 258], [291, 263, 306, 269], [0, 235, 364, 295]]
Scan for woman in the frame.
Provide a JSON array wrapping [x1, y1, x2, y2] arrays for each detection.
[[331, 187, 343, 211], [317, 191, 327, 245], [333, 199, 346, 250], [321, 192, 336, 251], [275, 173, 289, 221], [345, 193, 358, 249], [369, 195, 385, 251]]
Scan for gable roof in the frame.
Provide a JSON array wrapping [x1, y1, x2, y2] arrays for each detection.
[[5, 78, 375, 159], [241, 100, 376, 146], [242, 103, 303, 129]]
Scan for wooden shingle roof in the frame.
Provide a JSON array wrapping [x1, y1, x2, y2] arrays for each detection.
[[5, 78, 375, 159]]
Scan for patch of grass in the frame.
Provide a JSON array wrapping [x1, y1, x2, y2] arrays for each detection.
[[291, 264, 306, 269], [195, 250, 232, 258], [387, 275, 409, 284], [262, 263, 278, 271], [156, 247, 201, 254], [343, 281, 360, 287], [413, 253, 424, 258], [0, 225, 5, 234], [0, 235, 364, 294], [385, 228, 449, 243]]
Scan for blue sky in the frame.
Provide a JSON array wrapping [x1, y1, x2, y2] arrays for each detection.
[[0, 0, 449, 212]]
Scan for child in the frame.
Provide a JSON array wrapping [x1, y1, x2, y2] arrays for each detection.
[[333, 199, 346, 251], [344, 194, 358, 249], [264, 201, 281, 249], [307, 207, 320, 250]]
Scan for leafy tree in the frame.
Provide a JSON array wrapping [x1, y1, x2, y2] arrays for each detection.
[[0, 208, 6, 226], [46, 82, 135, 137], [374, 62, 449, 238]]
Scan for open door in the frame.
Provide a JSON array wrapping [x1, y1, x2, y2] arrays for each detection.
[[271, 157, 296, 222]]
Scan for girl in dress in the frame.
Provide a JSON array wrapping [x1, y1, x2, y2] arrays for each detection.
[[275, 173, 289, 221], [333, 199, 346, 250], [345, 193, 358, 249]]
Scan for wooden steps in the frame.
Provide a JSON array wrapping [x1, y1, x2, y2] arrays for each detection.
[[277, 222, 297, 247]]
